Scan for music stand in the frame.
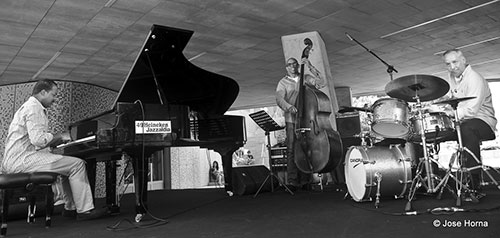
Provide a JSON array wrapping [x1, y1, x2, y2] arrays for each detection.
[[249, 110, 294, 197]]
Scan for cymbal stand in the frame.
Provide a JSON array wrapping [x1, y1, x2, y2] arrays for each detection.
[[467, 148, 500, 189], [428, 145, 458, 200], [421, 131, 458, 200], [434, 148, 468, 205], [405, 95, 436, 211], [435, 103, 485, 206]]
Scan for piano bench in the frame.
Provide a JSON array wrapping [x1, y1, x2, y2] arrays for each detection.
[[0, 172, 59, 237]]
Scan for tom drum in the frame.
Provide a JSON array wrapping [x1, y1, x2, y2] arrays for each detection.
[[371, 98, 410, 138], [410, 112, 454, 142]]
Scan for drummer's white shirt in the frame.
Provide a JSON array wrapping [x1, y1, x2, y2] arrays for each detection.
[[447, 65, 497, 131]]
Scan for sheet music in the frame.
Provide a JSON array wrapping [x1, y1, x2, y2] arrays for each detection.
[[249, 110, 284, 132]]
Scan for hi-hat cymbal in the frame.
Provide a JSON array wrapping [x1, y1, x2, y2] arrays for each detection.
[[433, 96, 476, 106], [338, 106, 372, 113], [385, 74, 449, 102]]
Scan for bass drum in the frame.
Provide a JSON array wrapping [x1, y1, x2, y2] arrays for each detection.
[[344, 145, 413, 202]]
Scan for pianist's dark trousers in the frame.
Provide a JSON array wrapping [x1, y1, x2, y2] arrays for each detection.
[[22, 155, 95, 213], [285, 122, 311, 187]]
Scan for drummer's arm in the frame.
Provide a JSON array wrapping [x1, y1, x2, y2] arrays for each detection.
[[444, 105, 455, 118], [458, 81, 485, 119], [425, 104, 452, 116], [429, 91, 454, 116], [439, 102, 455, 118], [443, 92, 454, 116]]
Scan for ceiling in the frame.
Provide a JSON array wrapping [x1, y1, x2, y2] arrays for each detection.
[[1, 0, 500, 111]]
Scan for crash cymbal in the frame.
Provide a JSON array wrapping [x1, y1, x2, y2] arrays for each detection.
[[338, 106, 372, 113], [385, 74, 449, 102], [433, 96, 476, 107]]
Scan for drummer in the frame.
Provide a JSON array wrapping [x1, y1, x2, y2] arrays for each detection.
[[432, 49, 496, 202]]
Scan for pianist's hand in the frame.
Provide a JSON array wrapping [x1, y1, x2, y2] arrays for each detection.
[[48, 131, 71, 148], [61, 131, 72, 143]]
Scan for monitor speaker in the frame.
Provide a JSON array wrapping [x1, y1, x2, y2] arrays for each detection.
[[232, 165, 278, 196], [336, 112, 361, 138]]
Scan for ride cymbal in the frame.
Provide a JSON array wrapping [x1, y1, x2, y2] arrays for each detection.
[[385, 74, 449, 102]]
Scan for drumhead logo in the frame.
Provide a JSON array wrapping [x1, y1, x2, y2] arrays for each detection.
[[350, 157, 362, 168], [349, 157, 375, 168], [350, 158, 362, 163]]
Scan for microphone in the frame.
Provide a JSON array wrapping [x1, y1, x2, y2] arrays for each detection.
[[345, 32, 354, 41]]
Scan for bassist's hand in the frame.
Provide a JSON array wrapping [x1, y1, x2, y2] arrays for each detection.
[[288, 106, 298, 114]]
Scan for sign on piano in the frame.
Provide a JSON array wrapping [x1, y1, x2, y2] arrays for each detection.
[[135, 121, 172, 134]]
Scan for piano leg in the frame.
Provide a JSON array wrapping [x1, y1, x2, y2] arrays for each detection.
[[129, 152, 149, 222], [85, 158, 97, 199], [214, 145, 241, 196], [221, 152, 233, 194], [85, 157, 121, 214], [105, 158, 120, 214]]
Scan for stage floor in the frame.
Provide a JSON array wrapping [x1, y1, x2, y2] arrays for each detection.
[[4, 182, 500, 238]]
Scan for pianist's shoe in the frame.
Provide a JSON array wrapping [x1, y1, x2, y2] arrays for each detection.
[[76, 207, 109, 221]]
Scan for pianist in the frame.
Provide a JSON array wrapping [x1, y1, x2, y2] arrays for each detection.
[[1, 79, 107, 221]]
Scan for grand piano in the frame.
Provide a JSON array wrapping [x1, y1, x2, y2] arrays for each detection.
[[55, 24, 246, 221]]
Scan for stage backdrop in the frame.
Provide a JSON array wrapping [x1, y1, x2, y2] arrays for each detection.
[[281, 31, 339, 129]]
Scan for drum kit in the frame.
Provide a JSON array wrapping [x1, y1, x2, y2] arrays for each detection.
[[342, 74, 484, 209]]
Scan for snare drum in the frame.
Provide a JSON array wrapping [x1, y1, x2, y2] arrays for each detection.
[[410, 112, 454, 142], [371, 98, 410, 138], [344, 145, 412, 202]]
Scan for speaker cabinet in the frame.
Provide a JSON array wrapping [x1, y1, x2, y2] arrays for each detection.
[[232, 165, 278, 196], [336, 112, 361, 138]]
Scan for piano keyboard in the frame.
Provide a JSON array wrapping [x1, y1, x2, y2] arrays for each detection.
[[57, 135, 96, 148]]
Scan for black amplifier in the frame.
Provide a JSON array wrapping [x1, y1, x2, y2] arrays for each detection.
[[336, 111, 361, 138]]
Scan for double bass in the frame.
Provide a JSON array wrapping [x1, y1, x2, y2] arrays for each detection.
[[293, 38, 343, 173]]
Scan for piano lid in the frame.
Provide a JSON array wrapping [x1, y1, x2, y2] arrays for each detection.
[[113, 24, 239, 117]]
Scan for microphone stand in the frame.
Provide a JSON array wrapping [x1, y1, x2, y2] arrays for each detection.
[[345, 33, 398, 81]]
